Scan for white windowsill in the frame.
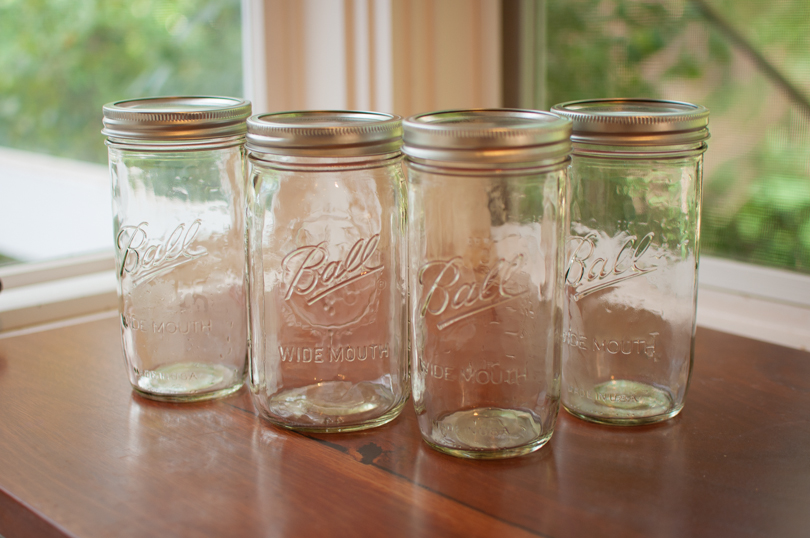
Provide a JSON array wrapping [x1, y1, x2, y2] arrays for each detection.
[[696, 288, 810, 352], [696, 256, 810, 352], [0, 270, 117, 333]]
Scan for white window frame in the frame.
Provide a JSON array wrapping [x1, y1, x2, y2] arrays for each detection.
[[2, 0, 809, 352], [0, 254, 117, 334], [0, 146, 118, 332], [697, 257, 810, 351]]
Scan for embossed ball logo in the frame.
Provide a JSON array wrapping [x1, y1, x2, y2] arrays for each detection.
[[116, 220, 208, 286], [418, 254, 527, 330], [565, 232, 658, 300], [281, 234, 384, 329]]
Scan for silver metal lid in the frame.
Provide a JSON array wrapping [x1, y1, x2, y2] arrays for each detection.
[[246, 111, 402, 156], [402, 109, 572, 165], [550, 98, 709, 147], [102, 96, 252, 141]]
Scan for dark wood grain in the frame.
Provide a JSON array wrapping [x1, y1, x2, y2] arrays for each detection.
[[1, 316, 809, 538]]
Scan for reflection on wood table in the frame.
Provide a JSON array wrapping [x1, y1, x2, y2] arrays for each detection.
[[0, 316, 809, 538]]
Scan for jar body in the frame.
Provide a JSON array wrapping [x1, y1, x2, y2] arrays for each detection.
[[247, 154, 409, 432], [109, 141, 248, 401], [562, 151, 703, 424], [408, 163, 566, 458]]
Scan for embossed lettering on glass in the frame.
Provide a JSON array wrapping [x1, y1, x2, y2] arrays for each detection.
[[403, 109, 571, 458], [246, 111, 408, 432], [103, 96, 251, 401], [551, 99, 710, 425]]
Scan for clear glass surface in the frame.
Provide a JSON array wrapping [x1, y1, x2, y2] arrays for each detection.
[[408, 165, 566, 459], [109, 143, 248, 401], [247, 154, 409, 432], [562, 153, 703, 424]]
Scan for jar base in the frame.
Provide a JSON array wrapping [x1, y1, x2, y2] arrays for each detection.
[[563, 379, 683, 425], [132, 383, 243, 403], [421, 407, 551, 459], [259, 380, 407, 432], [133, 362, 243, 402]]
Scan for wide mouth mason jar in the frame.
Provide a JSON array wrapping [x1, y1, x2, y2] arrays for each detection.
[[246, 110, 409, 433], [551, 98, 710, 425], [102, 96, 252, 402], [403, 109, 571, 459]]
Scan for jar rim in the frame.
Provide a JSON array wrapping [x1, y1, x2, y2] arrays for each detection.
[[551, 98, 709, 148], [101, 96, 251, 141], [246, 110, 403, 157], [402, 108, 572, 165], [249, 151, 403, 172]]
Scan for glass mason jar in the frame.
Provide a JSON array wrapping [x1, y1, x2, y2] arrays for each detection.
[[102, 96, 252, 402], [246, 111, 409, 432], [550, 98, 710, 425], [403, 109, 571, 459]]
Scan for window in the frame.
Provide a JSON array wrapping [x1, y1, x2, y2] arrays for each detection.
[[0, 0, 243, 267], [504, 0, 810, 274], [501, 0, 810, 347], [1, 0, 807, 348], [0, 0, 244, 331]]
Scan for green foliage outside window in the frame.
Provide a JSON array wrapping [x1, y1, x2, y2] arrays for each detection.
[[0, 0, 242, 165], [546, 0, 810, 273]]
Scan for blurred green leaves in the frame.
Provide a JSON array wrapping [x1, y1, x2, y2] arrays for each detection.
[[0, 0, 242, 164], [546, 0, 810, 273]]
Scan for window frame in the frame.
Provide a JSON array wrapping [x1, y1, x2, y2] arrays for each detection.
[[0, 253, 117, 332]]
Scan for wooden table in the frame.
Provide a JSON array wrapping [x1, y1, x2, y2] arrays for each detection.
[[1, 315, 808, 538]]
